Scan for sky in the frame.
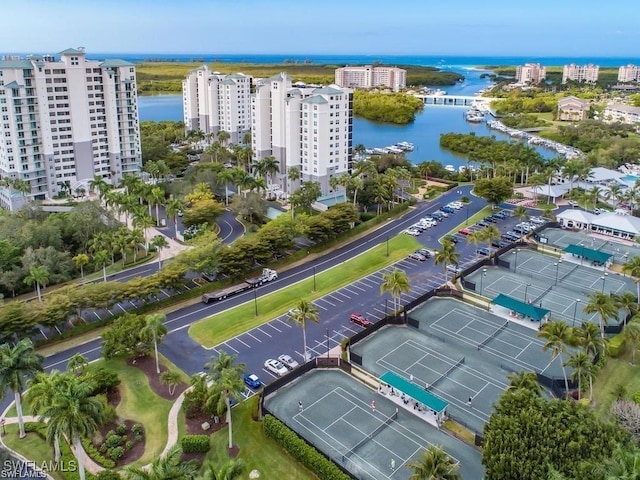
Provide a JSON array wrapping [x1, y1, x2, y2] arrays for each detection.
[[1, 0, 638, 57]]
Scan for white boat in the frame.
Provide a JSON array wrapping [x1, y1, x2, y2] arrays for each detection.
[[397, 141, 414, 151], [445, 165, 456, 172], [465, 109, 484, 123], [386, 146, 404, 154]]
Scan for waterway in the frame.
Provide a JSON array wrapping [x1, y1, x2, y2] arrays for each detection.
[[137, 66, 555, 169]]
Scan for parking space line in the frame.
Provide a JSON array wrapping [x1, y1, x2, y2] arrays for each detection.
[[257, 327, 272, 337], [341, 287, 361, 296], [327, 294, 344, 303], [222, 343, 238, 353], [347, 284, 367, 292], [247, 332, 262, 343], [358, 277, 379, 288], [313, 302, 328, 311], [277, 319, 293, 328], [267, 323, 282, 333], [333, 291, 351, 300], [235, 337, 251, 348], [316, 297, 336, 307]]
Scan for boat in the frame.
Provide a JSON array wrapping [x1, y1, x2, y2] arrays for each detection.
[[397, 141, 414, 151], [465, 109, 484, 123], [386, 146, 404, 154], [445, 165, 456, 172]]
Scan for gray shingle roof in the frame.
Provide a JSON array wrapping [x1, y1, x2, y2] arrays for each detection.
[[301, 96, 328, 105], [100, 59, 134, 67], [0, 59, 33, 69], [312, 86, 343, 95], [59, 48, 85, 55]]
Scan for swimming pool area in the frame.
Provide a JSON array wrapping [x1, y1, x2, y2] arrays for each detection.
[[266, 206, 286, 219], [623, 174, 639, 182]]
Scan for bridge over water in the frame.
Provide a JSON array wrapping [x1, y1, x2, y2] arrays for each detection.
[[414, 94, 497, 107]]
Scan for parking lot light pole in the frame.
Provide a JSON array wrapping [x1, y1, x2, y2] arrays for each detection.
[[326, 328, 330, 359], [313, 266, 317, 292], [573, 299, 581, 327], [513, 249, 520, 273], [524, 283, 531, 302], [480, 268, 487, 295], [254, 288, 258, 317], [554, 260, 562, 286], [386, 236, 390, 257], [601, 273, 608, 293]]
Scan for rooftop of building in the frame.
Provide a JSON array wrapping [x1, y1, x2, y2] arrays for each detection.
[[604, 103, 640, 114], [100, 59, 134, 68], [558, 96, 590, 107]]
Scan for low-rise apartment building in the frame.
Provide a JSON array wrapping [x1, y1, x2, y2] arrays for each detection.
[[557, 96, 590, 121], [603, 104, 640, 127]]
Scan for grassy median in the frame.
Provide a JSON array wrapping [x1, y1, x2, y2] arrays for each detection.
[[189, 234, 420, 348]]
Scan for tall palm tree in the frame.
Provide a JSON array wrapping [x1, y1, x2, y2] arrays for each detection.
[[141, 313, 168, 374], [623, 256, 640, 304], [482, 224, 501, 249], [593, 446, 640, 479], [24, 265, 49, 302], [165, 198, 184, 237], [513, 205, 529, 222], [561, 160, 582, 196], [150, 186, 165, 226], [204, 351, 246, 450], [575, 322, 607, 359], [380, 268, 411, 315], [260, 156, 280, 185], [218, 168, 235, 205], [72, 253, 90, 279], [124, 444, 199, 480], [506, 371, 542, 396], [623, 318, 640, 365], [564, 351, 591, 400], [406, 445, 462, 480], [151, 235, 169, 270], [287, 165, 301, 194], [132, 208, 155, 253], [434, 240, 460, 282], [288, 299, 320, 361], [0, 339, 44, 438], [615, 291, 638, 323], [25, 371, 73, 461], [588, 186, 602, 211], [93, 249, 110, 282], [200, 459, 246, 480], [538, 321, 571, 395], [584, 291, 619, 338]]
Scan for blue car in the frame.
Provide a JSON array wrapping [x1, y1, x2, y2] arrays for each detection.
[[243, 373, 262, 389], [441, 206, 455, 214]]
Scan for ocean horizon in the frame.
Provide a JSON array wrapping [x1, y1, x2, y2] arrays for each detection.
[[5, 52, 640, 68]]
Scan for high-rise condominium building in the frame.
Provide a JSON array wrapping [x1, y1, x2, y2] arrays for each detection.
[[182, 65, 252, 143], [335, 65, 406, 92], [251, 73, 353, 195], [0, 48, 141, 211], [562, 64, 599, 84], [618, 64, 640, 83], [515, 63, 546, 84]]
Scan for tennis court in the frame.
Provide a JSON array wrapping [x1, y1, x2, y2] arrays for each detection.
[[467, 249, 633, 327], [541, 228, 640, 265], [351, 298, 564, 434], [264, 369, 484, 480]]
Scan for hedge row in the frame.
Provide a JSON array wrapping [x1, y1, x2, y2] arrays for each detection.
[[263, 415, 350, 480], [82, 438, 116, 468], [608, 333, 625, 357], [181, 434, 211, 453]]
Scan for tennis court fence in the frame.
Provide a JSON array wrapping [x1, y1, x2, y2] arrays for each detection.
[[532, 285, 552, 304], [431, 356, 465, 388], [342, 408, 399, 463], [560, 264, 580, 282], [477, 321, 508, 350]]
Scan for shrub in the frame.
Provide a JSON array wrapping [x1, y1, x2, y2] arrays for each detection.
[[134, 433, 143, 442], [263, 415, 350, 480], [461, 195, 470, 203], [81, 438, 116, 469], [83, 367, 121, 394], [131, 423, 144, 435], [116, 424, 127, 436], [23, 422, 45, 435], [95, 394, 116, 425], [125, 440, 134, 451], [108, 446, 125, 461], [608, 333, 626, 358], [181, 434, 210, 453], [106, 433, 122, 448], [97, 472, 122, 480]]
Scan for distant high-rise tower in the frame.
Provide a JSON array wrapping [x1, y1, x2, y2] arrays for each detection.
[[562, 64, 599, 84], [618, 64, 640, 83], [251, 73, 353, 195], [0, 48, 142, 211], [182, 65, 252, 143], [515, 63, 546, 84]]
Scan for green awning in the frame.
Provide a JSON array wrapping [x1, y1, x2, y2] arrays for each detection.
[[564, 244, 612, 264], [380, 371, 448, 413], [491, 293, 550, 322]]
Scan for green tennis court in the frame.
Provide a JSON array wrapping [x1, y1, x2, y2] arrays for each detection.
[[263, 369, 484, 479], [541, 228, 640, 265]]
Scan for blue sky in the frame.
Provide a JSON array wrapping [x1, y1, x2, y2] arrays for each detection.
[[1, 0, 638, 56]]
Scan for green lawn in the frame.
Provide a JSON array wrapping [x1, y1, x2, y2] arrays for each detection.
[[592, 349, 640, 419], [204, 396, 315, 479], [189, 234, 420, 347], [2, 424, 60, 477]]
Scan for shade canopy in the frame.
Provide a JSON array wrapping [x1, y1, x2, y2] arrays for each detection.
[[564, 244, 612, 263], [491, 293, 550, 322], [380, 371, 448, 413]]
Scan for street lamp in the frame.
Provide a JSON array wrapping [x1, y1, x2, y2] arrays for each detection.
[[572, 299, 581, 327], [623, 253, 629, 276], [313, 266, 317, 292], [386, 236, 390, 258], [554, 260, 562, 286], [512, 249, 520, 273], [479, 268, 487, 295], [524, 283, 531, 302], [253, 288, 258, 317], [385, 298, 389, 317], [601, 273, 609, 293]]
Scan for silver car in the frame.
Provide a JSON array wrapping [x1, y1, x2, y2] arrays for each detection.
[[264, 359, 289, 377]]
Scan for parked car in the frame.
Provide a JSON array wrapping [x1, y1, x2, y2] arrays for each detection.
[[431, 212, 444, 221], [568, 200, 578, 206], [458, 228, 472, 236], [417, 248, 432, 258], [444, 235, 459, 244], [405, 228, 420, 236], [477, 247, 491, 256], [491, 240, 510, 248], [350, 313, 371, 327], [477, 221, 489, 228], [243, 373, 262, 389], [408, 252, 427, 261], [441, 206, 455, 214], [264, 359, 289, 377], [449, 202, 463, 209], [446, 264, 462, 274], [278, 354, 300, 370], [493, 211, 507, 220], [483, 216, 496, 223]]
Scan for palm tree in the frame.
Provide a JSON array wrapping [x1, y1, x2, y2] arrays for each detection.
[[538, 321, 571, 395], [24, 265, 49, 302], [0, 340, 44, 438], [25, 371, 73, 461], [93, 249, 110, 282], [623, 256, 640, 305], [623, 318, 640, 365], [160, 371, 182, 396], [165, 198, 184, 238], [513, 205, 529, 222], [434, 240, 460, 282], [593, 446, 640, 479], [588, 186, 602, 211], [506, 371, 542, 396], [584, 291, 619, 338], [287, 165, 301, 194], [575, 322, 607, 359], [200, 459, 246, 480], [349, 176, 364, 207], [329, 176, 341, 203], [615, 291, 638, 323], [406, 445, 461, 480], [380, 268, 411, 314], [124, 444, 199, 480], [288, 299, 320, 361], [564, 351, 590, 400], [132, 208, 155, 253], [151, 235, 169, 270], [204, 351, 246, 450], [482, 224, 501, 250], [88, 174, 110, 201], [218, 168, 235, 205], [258, 155, 280, 184], [141, 313, 168, 374], [72, 253, 89, 280], [66, 353, 89, 376], [150, 186, 165, 226]]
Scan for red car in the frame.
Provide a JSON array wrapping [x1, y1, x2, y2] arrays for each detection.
[[350, 313, 371, 327], [458, 228, 472, 236]]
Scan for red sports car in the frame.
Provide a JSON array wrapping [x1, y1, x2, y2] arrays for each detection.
[[350, 313, 371, 327]]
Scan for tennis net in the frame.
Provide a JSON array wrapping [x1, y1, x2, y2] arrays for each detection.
[[431, 356, 465, 388], [342, 408, 398, 463], [477, 321, 509, 350]]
